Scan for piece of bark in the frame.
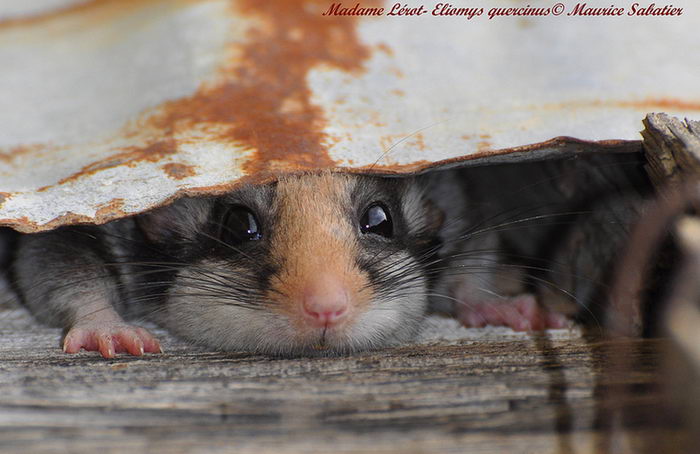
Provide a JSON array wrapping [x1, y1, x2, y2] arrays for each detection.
[[642, 113, 700, 188]]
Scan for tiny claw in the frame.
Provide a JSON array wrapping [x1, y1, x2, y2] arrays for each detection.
[[132, 327, 162, 354], [130, 336, 145, 356], [465, 311, 485, 327], [97, 333, 115, 359], [545, 312, 571, 329], [62, 321, 161, 359], [512, 318, 531, 332]]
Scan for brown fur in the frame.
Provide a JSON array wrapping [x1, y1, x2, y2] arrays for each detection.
[[267, 173, 372, 333]]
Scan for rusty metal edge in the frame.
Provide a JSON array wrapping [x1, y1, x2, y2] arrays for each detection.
[[0, 136, 642, 234]]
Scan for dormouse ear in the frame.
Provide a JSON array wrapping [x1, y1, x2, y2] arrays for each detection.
[[136, 198, 213, 243], [423, 198, 446, 234], [398, 179, 445, 238]]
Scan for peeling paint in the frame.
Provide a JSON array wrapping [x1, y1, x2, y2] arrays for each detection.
[[0, 192, 11, 209], [146, 0, 375, 180], [477, 141, 493, 152], [162, 163, 196, 180]]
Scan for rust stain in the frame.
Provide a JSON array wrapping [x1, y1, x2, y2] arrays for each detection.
[[1, 175, 271, 233], [376, 42, 393, 56], [614, 98, 700, 112], [162, 162, 196, 180], [145, 0, 379, 180], [6, 0, 664, 235], [357, 159, 432, 173], [391, 89, 405, 97], [36, 140, 178, 191], [379, 131, 427, 156], [0, 0, 192, 30], [0, 199, 125, 233], [0, 145, 44, 163], [87, 140, 177, 169], [389, 66, 404, 78], [541, 98, 700, 113], [10, 213, 101, 233], [94, 198, 126, 218], [461, 134, 490, 141], [0, 192, 11, 208], [477, 140, 492, 152], [517, 18, 534, 29], [0, 216, 33, 233], [2, 138, 642, 234], [412, 132, 427, 151], [351, 137, 642, 177], [6, 0, 380, 197]]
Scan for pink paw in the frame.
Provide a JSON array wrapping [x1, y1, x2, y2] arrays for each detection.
[[63, 321, 162, 359], [456, 294, 570, 332]]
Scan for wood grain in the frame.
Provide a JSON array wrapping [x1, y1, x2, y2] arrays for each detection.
[[0, 308, 685, 454], [642, 113, 700, 187]]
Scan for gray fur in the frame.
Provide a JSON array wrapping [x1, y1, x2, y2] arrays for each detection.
[[7, 158, 648, 354], [9, 174, 442, 356], [13, 230, 120, 327]]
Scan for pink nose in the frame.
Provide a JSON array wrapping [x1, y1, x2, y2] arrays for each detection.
[[301, 274, 350, 327]]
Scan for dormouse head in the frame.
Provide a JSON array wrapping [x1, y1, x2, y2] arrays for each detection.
[[138, 171, 442, 356]]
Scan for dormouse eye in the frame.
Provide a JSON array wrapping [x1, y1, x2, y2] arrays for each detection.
[[222, 206, 262, 243], [360, 203, 393, 238]]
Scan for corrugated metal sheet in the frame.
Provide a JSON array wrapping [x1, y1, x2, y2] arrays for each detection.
[[0, 0, 698, 232]]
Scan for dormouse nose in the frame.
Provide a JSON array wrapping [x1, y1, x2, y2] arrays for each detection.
[[301, 273, 350, 327]]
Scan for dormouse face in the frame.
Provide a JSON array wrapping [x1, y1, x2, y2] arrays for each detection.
[[139, 172, 441, 355]]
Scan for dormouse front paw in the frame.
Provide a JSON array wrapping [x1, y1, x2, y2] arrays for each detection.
[[456, 293, 571, 332], [63, 321, 162, 359]]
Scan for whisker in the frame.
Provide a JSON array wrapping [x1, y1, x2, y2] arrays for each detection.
[[368, 120, 448, 171]]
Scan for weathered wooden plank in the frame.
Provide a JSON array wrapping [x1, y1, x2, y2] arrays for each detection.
[[0, 307, 686, 454]]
